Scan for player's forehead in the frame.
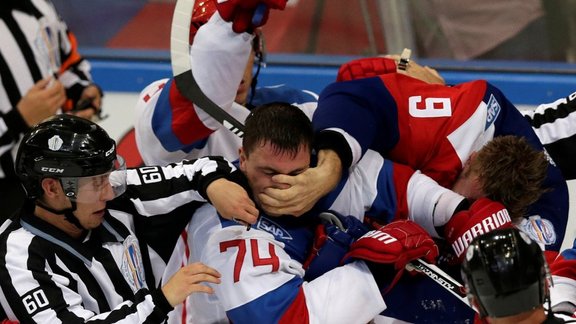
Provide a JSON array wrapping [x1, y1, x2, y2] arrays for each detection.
[[250, 142, 310, 172]]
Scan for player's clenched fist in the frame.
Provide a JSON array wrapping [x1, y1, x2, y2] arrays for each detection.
[[444, 198, 512, 260], [342, 220, 438, 292], [344, 220, 438, 269], [215, 0, 288, 33]]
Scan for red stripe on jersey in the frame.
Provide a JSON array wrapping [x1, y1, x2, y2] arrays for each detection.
[[382, 74, 487, 187], [279, 287, 309, 324], [142, 81, 165, 103], [545, 250, 559, 266], [550, 252, 576, 279], [168, 81, 214, 145]]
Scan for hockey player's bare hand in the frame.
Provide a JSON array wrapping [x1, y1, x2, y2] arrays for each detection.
[[385, 54, 445, 85], [207, 178, 259, 224], [17, 77, 66, 126], [161, 262, 221, 307], [259, 150, 342, 216]]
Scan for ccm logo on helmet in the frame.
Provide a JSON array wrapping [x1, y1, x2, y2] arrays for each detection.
[[105, 145, 115, 157], [41, 167, 64, 174], [452, 208, 511, 257]]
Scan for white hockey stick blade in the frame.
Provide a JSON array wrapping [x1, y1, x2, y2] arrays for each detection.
[[170, 0, 245, 137], [406, 258, 476, 311]]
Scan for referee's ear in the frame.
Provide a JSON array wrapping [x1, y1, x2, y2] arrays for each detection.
[[41, 178, 62, 199]]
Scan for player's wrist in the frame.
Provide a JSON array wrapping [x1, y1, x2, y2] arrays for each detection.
[[316, 149, 343, 193], [315, 130, 353, 169]]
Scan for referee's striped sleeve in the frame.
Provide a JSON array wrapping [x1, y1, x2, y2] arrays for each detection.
[[124, 156, 238, 217]]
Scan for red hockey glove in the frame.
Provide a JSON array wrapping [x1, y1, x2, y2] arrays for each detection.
[[215, 0, 287, 33], [336, 57, 398, 82], [444, 198, 512, 261], [342, 220, 438, 292]]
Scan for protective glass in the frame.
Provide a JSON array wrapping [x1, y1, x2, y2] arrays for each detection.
[[61, 155, 127, 203]]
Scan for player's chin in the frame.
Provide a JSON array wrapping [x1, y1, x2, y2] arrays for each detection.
[[261, 206, 283, 217]]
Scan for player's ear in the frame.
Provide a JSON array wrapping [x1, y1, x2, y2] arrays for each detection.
[[238, 147, 247, 171]]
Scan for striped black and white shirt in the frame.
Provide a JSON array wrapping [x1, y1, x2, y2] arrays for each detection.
[[523, 90, 576, 180], [0, 0, 95, 180], [0, 156, 237, 323]]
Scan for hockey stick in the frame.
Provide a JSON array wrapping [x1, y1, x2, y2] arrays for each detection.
[[170, 0, 246, 137], [406, 258, 476, 311]]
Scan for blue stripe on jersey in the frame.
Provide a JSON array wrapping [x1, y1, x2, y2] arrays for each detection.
[[313, 77, 400, 156], [151, 78, 207, 153], [250, 85, 318, 108], [365, 159, 398, 224], [561, 241, 576, 260], [226, 275, 302, 323], [314, 169, 350, 213], [486, 82, 539, 142]]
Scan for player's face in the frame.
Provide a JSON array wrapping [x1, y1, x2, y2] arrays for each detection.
[[235, 51, 255, 106], [239, 141, 310, 215]]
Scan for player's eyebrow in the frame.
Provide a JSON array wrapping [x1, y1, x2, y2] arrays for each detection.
[[259, 166, 308, 176]]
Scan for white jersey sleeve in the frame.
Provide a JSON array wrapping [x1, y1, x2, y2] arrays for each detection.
[[134, 12, 252, 165], [134, 78, 249, 165], [550, 240, 576, 309]]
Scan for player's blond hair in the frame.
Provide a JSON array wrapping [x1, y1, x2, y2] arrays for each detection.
[[474, 135, 548, 219]]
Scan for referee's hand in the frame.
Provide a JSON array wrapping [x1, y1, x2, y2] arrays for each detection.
[[161, 262, 221, 307], [206, 178, 259, 225], [17, 77, 65, 126]]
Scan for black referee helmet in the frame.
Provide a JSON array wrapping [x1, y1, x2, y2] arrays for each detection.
[[461, 227, 549, 318], [15, 114, 117, 199]]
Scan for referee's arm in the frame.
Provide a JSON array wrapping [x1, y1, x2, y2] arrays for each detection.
[[0, 234, 172, 323]]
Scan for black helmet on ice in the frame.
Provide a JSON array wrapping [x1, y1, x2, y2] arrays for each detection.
[[461, 227, 548, 318]]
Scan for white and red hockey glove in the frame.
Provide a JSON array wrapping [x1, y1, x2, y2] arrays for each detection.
[[342, 220, 439, 293], [336, 57, 398, 82], [444, 198, 513, 261], [215, 0, 287, 33]]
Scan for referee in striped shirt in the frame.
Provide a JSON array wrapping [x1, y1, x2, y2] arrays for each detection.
[[0, 114, 262, 322], [0, 0, 104, 222]]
